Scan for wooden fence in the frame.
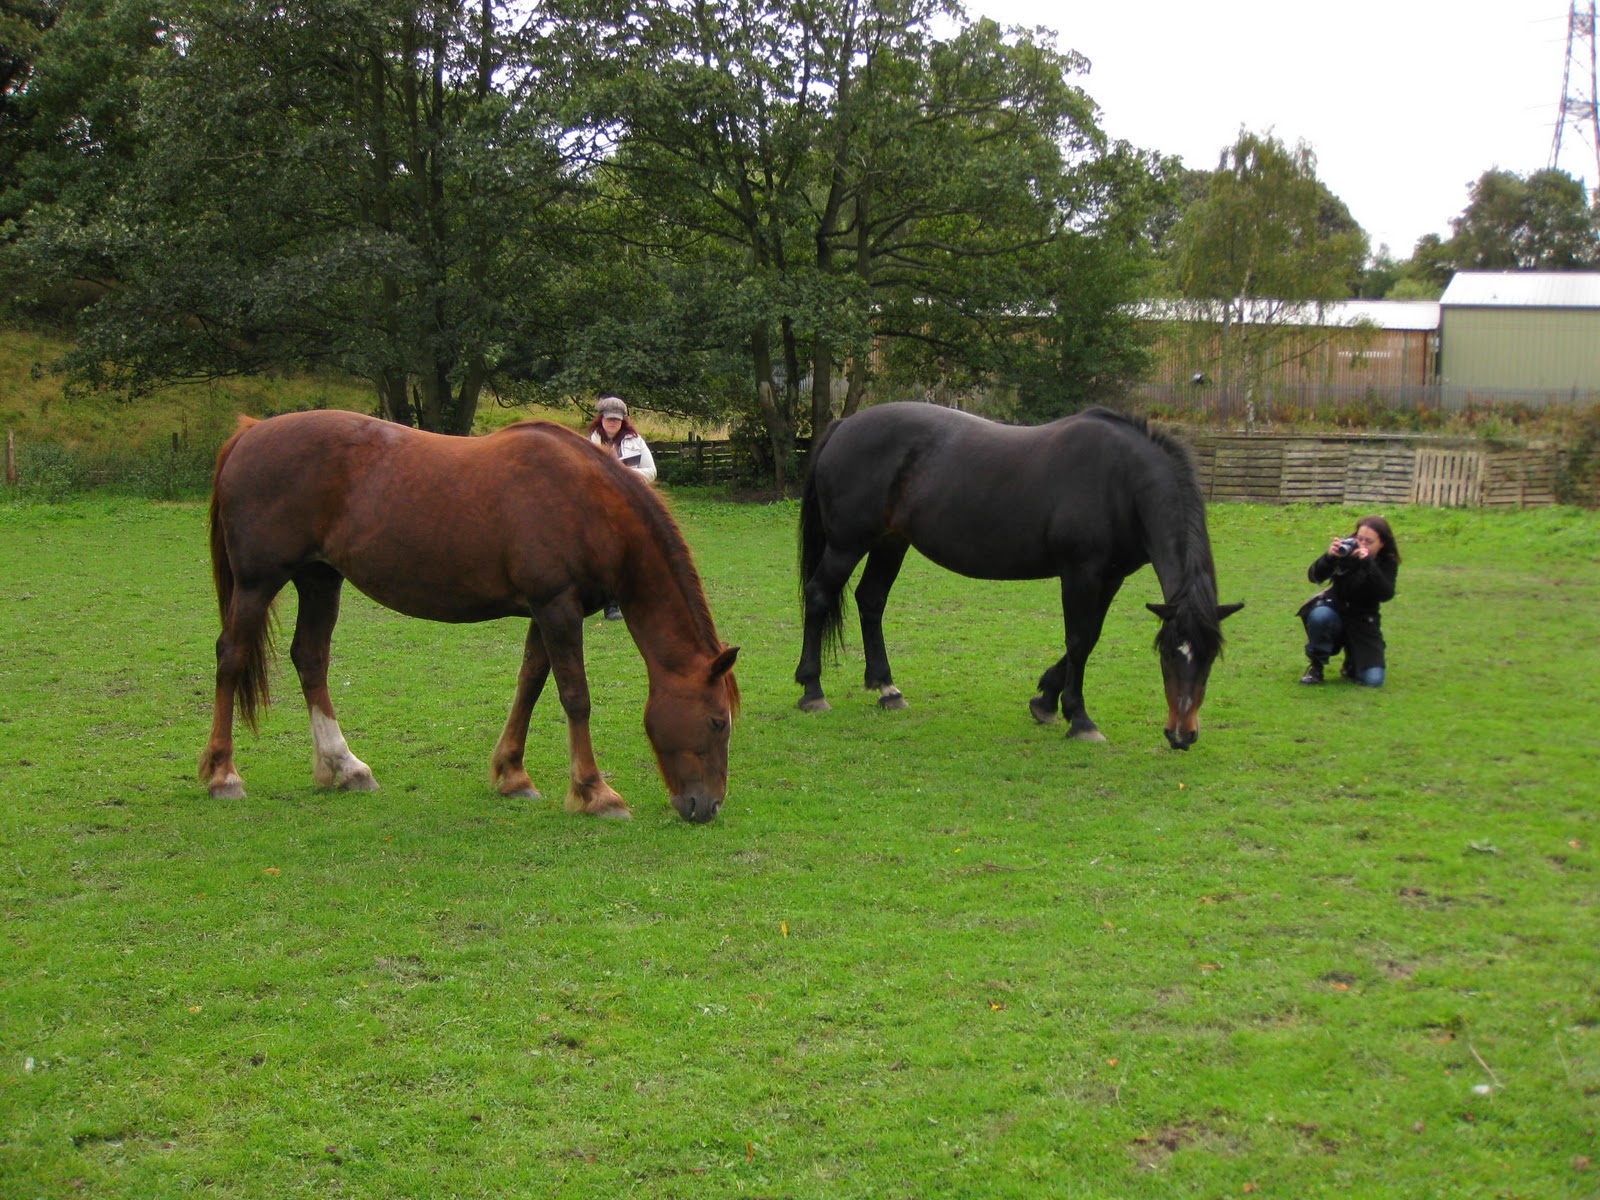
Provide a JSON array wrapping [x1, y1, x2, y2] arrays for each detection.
[[1176, 431, 1563, 508], [652, 430, 1568, 508], [653, 438, 745, 482]]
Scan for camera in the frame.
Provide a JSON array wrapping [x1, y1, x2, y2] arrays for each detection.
[[1334, 537, 1359, 557]]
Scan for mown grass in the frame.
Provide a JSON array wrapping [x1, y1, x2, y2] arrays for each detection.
[[1, 496, 1597, 1198]]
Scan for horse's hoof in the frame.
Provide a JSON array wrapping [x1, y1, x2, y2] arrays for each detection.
[[1029, 697, 1059, 724], [208, 775, 246, 800], [798, 697, 832, 713], [1068, 726, 1107, 743], [500, 784, 542, 800], [339, 769, 380, 792], [567, 784, 629, 818], [877, 691, 909, 711]]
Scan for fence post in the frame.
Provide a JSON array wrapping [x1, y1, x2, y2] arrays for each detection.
[[5, 428, 15, 487]]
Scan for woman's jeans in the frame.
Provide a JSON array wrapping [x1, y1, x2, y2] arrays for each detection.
[[1303, 604, 1385, 687]]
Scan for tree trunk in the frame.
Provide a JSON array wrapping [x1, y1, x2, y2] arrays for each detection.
[[448, 357, 488, 436], [809, 338, 833, 440], [752, 325, 794, 494], [376, 372, 413, 426], [841, 354, 869, 418]]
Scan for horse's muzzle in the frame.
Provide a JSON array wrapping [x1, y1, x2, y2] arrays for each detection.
[[1165, 727, 1197, 751], [672, 792, 723, 824]]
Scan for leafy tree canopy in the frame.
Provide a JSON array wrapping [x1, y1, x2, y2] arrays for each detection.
[[1387, 166, 1600, 296], [1160, 129, 1369, 427]]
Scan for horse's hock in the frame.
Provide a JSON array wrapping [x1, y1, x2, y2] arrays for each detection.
[[1174, 429, 1570, 508]]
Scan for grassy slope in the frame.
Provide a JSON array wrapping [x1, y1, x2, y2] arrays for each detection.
[[0, 496, 1596, 1197], [0, 330, 381, 451], [0, 329, 701, 457]]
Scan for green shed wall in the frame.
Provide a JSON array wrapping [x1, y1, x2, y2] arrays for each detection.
[[1441, 306, 1600, 394]]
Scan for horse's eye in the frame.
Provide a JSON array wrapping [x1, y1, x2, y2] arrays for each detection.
[[710, 716, 729, 732]]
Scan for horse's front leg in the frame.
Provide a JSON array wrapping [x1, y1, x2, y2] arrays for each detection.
[[1032, 573, 1120, 742], [537, 602, 630, 819], [856, 541, 910, 710], [490, 621, 551, 798], [290, 566, 378, 792]]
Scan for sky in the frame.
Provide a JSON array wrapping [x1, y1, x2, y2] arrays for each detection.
[[966, 0, 1576, 259]]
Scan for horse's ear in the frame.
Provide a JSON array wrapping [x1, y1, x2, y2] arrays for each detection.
[[709, 646, 739, 680], [1217, 603, 1245, 621], [1146, 603, 1175, 620]]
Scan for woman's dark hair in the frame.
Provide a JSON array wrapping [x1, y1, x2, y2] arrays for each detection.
[[586, 411, 639, 445], [1356, 514, 1400, 564]]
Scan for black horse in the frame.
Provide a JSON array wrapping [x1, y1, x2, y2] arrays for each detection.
[[795, 403, 1242, 749]]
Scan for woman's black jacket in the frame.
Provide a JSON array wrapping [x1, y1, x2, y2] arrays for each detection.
[[1298, 552, 1399, 671]]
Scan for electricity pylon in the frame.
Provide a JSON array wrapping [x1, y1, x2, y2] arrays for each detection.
[[1552, 1, 1600, 183]]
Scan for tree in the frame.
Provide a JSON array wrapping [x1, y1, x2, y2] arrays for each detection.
[[8, 0, 589, 433], [1446, 167, 1599, 272], [1162, 129, 1368, 426], [0, 0, 57, 206], [1005, 144, 1174, 421], [565, 0, 1108, 488], [1389, 232, 1452, 298]]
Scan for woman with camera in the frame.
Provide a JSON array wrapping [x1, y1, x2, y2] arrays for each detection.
[[1296, 515, 1401, 687]]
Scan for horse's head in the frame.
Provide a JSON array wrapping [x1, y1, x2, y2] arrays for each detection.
[[1147, 602, 1244, 750], [643, 646, 741, 822]]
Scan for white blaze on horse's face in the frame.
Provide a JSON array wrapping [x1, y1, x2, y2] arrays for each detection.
[[1156, 622, 1209, 751]]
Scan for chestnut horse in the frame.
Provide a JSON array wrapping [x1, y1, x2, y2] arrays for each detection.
[[200, 410, 739, 822], [796, 403, 1241, 749]]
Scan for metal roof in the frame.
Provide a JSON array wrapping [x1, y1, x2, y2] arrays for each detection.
[[1440, 271, 1600, 309], [1136, 299, 1439, 331]]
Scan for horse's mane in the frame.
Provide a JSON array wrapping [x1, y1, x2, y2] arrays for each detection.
[[507, 422, 725, 637], [623, 474, 724, 651], [501, 420, 740, 709], [1076, 408, 1224, 658]]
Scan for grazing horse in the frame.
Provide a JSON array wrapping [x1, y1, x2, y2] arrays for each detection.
[[200, 410, 739, 822], [795, 403, 1241, 749]]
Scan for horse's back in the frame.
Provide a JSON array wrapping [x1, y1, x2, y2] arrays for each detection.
[[212, 411, 624, 620], [811, 403, 1153, 578]]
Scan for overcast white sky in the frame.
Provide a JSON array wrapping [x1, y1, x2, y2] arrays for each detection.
[[968, 1, 1576, 259]]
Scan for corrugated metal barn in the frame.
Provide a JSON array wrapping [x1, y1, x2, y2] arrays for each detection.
[[1440, 271, 1600, 406], [1136, 299, 1440, 418]]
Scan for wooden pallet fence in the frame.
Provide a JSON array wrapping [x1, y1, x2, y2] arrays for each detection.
[[649, 428, 1569, 507], [1480, 449, 1560, 508], [1203, 439, 1284, 503], [1411, 448, 1483, 506], [1177, 429, 1562, 508], [1281, 441, 1350, 504], [1346, 445, 1416, 507]]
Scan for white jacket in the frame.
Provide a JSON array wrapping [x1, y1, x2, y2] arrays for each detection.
[[591, 430, 657, 483]]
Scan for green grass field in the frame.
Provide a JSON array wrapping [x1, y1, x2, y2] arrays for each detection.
[[2, 495, 1597, 1198]]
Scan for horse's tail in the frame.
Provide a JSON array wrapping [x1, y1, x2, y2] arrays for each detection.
[[799, 418, 846, 657], [209, 417, 274, 732]]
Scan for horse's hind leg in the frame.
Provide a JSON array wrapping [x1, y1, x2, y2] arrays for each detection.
[[796, 544, 867, 713], [489, 621, 552, 799], [290, 565, 377, 792], [200, 584, 278, 799], [856, 540, 910, 710]]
